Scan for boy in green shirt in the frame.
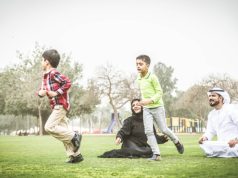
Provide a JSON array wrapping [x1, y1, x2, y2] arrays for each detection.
[[136, 55, 184, 161]]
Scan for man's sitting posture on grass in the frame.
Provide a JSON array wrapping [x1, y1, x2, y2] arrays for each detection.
[[198, 87, 238, 157]]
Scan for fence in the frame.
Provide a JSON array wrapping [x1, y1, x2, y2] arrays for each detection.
[[166, 117, 205, 133]]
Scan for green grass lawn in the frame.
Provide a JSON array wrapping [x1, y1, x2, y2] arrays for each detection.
[[0, 134, 237, 178]]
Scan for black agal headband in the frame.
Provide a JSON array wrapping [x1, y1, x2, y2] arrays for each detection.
[[209, 89, 224, 92]]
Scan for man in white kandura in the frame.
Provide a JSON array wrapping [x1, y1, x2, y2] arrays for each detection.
[[198, 87, 238, 157]]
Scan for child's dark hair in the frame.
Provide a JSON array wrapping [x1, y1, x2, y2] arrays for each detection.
[[42, 49, 60, 68], [136, 55, 151, 65], [131, 98, 141, 106]]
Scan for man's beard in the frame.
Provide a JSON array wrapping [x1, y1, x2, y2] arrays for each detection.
[[209, 99, 219, 107]]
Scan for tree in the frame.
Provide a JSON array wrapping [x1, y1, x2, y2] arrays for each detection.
[[172, 91, 195, 118], [153, 62, 177, 118], [0, 115, 16, 134], [0, 43, 100, 135], [66, 78, 101, 133], [0, 70, 12, 114], [174, 85, 210, 121], [95, 63, 139, 129], [68, 78, 101, 118], [201, 74, 238, 102], [173, 74, 238, 122]]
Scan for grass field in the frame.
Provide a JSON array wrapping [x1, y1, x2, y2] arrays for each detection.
[[0, 134, 237, 178]]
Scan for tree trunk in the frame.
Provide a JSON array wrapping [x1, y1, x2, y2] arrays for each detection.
[[37, 100, 50, 135], [99, 112, 102, 133], [42, 111, 50, 135], [112, 108, 121, 132], [38, 106, 43, 136], [27, 115, 30, 131], [15, 115, 19, 132]]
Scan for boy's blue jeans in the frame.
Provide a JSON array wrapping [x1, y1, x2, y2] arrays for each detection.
[[143, 106, 179, 155]]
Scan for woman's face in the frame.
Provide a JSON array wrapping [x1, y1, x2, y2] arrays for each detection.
[[132, 100, 142, 114]]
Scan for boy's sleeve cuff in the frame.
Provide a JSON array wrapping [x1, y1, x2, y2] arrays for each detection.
[[56, 89, 63, 95]]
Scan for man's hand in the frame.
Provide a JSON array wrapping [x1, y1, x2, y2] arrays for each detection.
[[228, 138, 238, 148], [115, 137, 121, 145], [198, 136, 208, 144]]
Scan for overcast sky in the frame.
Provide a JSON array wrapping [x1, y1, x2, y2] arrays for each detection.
[[1, 0, 238, 91]]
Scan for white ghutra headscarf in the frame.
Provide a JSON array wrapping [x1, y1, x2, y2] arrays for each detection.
[[207, 87, 231, 104]]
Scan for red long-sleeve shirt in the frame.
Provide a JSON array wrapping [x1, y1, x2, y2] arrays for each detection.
[[39, 68, 71, 111]]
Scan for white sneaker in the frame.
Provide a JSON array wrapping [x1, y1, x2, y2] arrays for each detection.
[[148, 154, 162, 161]]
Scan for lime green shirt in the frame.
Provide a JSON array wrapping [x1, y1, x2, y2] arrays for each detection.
[[136, 72, 164, 108]]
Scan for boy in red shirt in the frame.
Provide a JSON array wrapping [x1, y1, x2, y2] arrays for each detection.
[[38, 49, 83, 163]]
